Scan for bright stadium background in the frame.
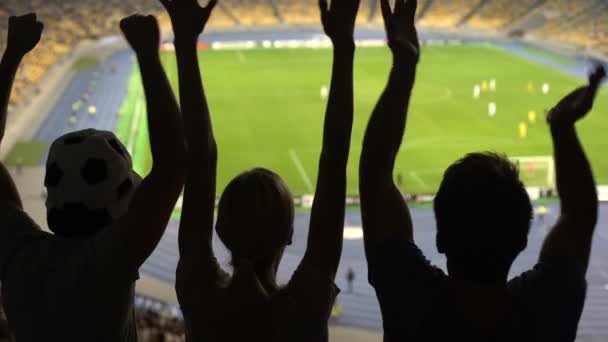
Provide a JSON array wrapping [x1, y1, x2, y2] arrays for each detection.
[[2, 0, 608, 341]]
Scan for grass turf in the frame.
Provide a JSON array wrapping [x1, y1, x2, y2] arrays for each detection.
[[4, 141, 49, 166], [73, 57, 100, 70], [118, 43, 608, 195]]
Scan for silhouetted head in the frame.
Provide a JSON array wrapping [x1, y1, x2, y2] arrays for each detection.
[[434, 152, 532, 283], [45, 129, 141, 239], [216, 168, 294, 270]]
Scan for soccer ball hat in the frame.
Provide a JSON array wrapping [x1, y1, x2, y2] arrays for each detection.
[[44, 129, 142, 238]]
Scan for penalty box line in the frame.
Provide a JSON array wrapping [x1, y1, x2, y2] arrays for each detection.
[[409, 171, 429, 189], [289, 149, 314, 193]]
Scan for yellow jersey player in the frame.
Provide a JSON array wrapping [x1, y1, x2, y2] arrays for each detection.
[[519, 121, 528, 139], [528, 110, 537, 124], [527, 81, 534, 94], [536, 205, 548, 225], [331, 303, 342, 320], [481, 80, 488, 92], [16, 156, 23, 175]]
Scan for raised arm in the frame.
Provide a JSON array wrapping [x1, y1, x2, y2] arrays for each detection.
[[107, 15, 187, 269], [359, 0, 419, 258], [539, 65, 606, 273], [301, 0, 359, 279], [160, 0, 218, 278], [0, 14, 43, 210]]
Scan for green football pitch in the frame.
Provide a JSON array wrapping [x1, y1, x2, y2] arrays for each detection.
[[116, 44, 608, 196]]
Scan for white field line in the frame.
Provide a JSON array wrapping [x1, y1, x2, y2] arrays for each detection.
[[409, 171, 429, 189], [127, 93, 144, 154], [289, 149, 313, 193]]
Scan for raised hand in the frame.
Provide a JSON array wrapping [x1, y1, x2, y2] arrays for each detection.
[[120, 15, 160, 57], [319, 0, 360, 47], [548, 64, 606, 126], [0, 15, 41, 209], [380, 0, 419, 62], [160, 0, 217, 43], [6, 14, 44, 58]]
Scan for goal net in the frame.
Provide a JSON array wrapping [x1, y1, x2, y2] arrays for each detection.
[[510, 156, 555, 189]]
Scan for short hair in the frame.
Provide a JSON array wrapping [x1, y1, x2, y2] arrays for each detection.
[[434, 152, 532, 273], [216, 168, 294, 263]]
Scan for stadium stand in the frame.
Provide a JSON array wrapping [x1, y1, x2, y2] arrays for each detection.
[[533, 0, 608, 49], [0, 0, 165, 108], [0, 292, 184, 341], [136, 306, 185, 342], [1, 0, 608, 111], [417, 0, 480, 28], [278, 0, 373, 24], [372, 0, 427, 24], [205, 4, 237, 27], [356, 0, 373, 24], [467, 0, 543, 30], [221, 0, 278, 25], [277, 0, 319, 24]]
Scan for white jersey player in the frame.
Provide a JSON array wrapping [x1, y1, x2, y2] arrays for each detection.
[[489, 102, 497, 117]]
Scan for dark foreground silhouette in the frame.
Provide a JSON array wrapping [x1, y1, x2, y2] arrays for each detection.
[[359, 1, 605, 341], [0, 13, 186, 341], [157, 0, 359, 341]]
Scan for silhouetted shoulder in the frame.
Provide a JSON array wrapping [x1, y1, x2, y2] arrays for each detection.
[[368, 232, 447, 289], [176, 256, 229, 304], [368, 233, 587, 341], [509, 256, 586, 297], [272, 260, 340, 341], [367, 232, 448, 339], [176, 257, 230, 338], [284, 259, 340, 316], [507, 256, 586, 341]]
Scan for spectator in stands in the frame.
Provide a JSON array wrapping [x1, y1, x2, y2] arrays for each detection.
[[136, 307, 185, 342], [0, 13, 186, 341], [160, 0, 358, 340], [359, 0, 605, 339]]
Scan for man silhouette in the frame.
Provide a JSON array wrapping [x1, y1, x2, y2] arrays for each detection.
[[359, 0, 605, 341]]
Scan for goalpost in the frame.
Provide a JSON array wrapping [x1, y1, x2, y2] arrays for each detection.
[[509, 156, 555, 189]]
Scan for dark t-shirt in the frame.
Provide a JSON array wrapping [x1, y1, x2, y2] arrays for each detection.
[[368, 234, 587, 342], [177, 258, 340, 342], [0, 208, 139, 342]]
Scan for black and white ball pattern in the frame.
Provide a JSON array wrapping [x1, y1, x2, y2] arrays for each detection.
[[45, 129, 141, 238]]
